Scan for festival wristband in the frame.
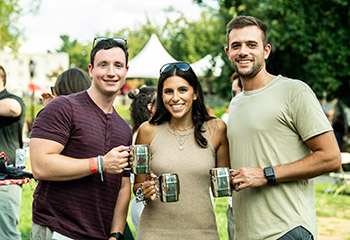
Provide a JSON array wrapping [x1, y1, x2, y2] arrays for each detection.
[[89, 157, 97, 174]]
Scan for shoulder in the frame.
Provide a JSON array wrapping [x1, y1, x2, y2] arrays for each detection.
[[136, 121, 158, 145], [278, 75, 312, 92], [206, 118, 227, 133]]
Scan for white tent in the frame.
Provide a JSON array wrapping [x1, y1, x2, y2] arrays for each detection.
[[190, 54, 224, 77], [127, 34, 177, 79]]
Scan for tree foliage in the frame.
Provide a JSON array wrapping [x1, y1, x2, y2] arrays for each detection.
[[0, 0, 40, 51], [195, 0, 350, 105], [54, 35, 91, 72]]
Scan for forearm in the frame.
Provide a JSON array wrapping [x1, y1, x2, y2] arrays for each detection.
[[232, 132, 341, 191], [30, 138, 96, 181], [275, 131, 341, 182], [31, 153, 95, 181], [110, 178, 131, 235], [274, 150, 341, 182]]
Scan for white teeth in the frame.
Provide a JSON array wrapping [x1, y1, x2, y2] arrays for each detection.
[[239, 60, 250, 64], [172, 104, 183, 109]]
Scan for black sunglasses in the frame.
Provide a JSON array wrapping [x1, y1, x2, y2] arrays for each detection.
[[92, 37, 127, 49], [159, 62, 191, 74]]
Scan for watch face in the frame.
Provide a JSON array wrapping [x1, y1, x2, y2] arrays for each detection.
[[265, 167, 274, 176], [264, 167, 276, 184]]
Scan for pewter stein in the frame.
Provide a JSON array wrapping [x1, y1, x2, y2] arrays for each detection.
[[159, 173, 180, 203], [130, 144, 150, 174], [210, 167, 232, 197]]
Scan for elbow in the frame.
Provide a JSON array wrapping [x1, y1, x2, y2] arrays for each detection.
[[31, 162, 48, 180], [329, 151, 342, 172], [31, 167, 44, 180]]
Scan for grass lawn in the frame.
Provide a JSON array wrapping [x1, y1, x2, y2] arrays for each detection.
[[18, 181, 350, 239]]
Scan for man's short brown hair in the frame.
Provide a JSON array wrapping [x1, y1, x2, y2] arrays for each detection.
[[226, 16, 268, 46]]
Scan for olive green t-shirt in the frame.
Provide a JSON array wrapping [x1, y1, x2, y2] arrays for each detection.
[[227, 75, 332, 240]]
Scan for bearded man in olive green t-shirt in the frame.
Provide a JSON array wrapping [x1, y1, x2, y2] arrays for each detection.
[[225, 16, 341, 240]]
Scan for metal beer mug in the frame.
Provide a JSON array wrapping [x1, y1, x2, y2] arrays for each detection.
[[130, 145, 150, 174], [159, 173, 180, 203], [210, 167, 232, 197]]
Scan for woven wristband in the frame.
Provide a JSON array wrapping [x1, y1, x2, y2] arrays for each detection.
[[89, 157, 97, 174], [97, 155, 104, 182]]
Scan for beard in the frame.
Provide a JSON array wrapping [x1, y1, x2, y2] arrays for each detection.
[[233, 59, 264, 79]]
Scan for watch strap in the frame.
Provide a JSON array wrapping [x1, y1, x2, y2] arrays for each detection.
[[109, 232, 125, 240]]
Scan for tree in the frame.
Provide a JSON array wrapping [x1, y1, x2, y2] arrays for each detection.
[[54, 35, 91, 72], [195, 0, 350, 105], [0, 0, 40, 51]]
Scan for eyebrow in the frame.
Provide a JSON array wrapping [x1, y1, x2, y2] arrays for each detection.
[[231, 40, 259, 46]]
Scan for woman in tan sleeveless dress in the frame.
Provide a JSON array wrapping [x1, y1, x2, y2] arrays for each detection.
[[133, 62, 230, 240]]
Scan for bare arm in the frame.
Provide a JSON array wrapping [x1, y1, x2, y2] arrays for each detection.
[[0, 98, 22, 117], [109, 177, 131, 239], [208, 119, 230, 168], [232, 131, 341, 191], [30, 138, 131, 181], [132, 122, 158, 199]]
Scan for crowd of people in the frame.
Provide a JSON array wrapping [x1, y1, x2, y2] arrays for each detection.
[[0, 15, 343, 240]]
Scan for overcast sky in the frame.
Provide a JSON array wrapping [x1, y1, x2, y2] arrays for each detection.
[[18, 0, 209, 54]]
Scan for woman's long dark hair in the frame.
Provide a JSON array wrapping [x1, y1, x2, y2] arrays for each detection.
[[150, 64, 215, 148]]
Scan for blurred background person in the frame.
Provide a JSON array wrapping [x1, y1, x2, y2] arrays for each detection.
[[221, 72, 242, 123], [0, 65, 26, 240], [127, 86, 156, 233], [40, 68, 92, 106], [225, 72, 243, 240]]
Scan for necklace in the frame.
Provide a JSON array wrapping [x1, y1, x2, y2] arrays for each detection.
[[169, 123, 193, 151]]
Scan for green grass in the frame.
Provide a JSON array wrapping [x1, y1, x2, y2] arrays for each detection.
[[315, 184, 350, 219], [18, 183, 228, 239], [19, 183, 350, 239]]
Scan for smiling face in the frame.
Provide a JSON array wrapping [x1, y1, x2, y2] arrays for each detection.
[[162, 76, 197, 121], [226, 25, 271, 79], [88, 47, 128, 96]]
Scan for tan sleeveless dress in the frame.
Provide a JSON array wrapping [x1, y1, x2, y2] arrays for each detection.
[[136, 122, 219, 240]]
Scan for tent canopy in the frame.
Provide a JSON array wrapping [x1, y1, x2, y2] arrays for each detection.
[[127, 34, 223, 79], [190, 54, 224, 77], [127, 34, 177, 79]]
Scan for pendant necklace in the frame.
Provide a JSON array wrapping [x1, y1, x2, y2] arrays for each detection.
[[169, 123, 193, 151]]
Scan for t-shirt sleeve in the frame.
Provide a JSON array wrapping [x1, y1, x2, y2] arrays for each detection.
[[290, 83, 332, 141], [30, 96, 72, 146]]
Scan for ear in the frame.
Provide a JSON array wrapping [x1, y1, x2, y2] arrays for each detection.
[[193, 93, 198, 100], [264, 44, 272, 60], [147, 103, 153, 112], [225, 47, 229, 57], [88, 64, 93, 78]]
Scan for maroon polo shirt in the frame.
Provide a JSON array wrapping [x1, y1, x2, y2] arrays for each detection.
[[30, 91, 132, 240]]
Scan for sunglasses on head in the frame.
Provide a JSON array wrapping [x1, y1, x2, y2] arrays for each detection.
[[92, 37, 127, 49], [159, 62, 191, 74]]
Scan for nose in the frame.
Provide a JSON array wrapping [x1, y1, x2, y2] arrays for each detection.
[[106, 65, 116, 76], [172, 91, 180, 101], [238, 44, 248, 56]]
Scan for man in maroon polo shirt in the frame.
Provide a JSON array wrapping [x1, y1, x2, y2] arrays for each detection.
[[30, 38, 132, 240]]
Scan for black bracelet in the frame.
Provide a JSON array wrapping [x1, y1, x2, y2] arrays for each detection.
[[109, 232, 125, 240]]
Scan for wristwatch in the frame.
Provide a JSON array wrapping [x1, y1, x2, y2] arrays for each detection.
[[109, 232, 125, 240], [264, 166, 276, 184]]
